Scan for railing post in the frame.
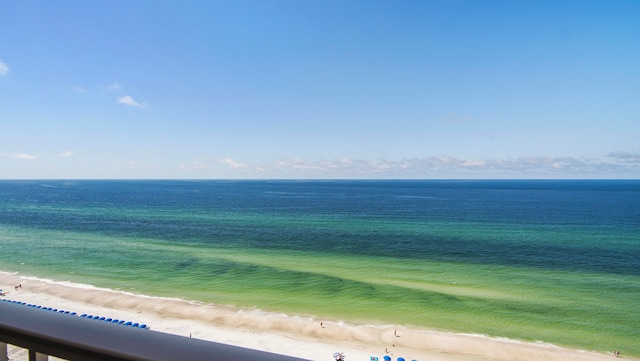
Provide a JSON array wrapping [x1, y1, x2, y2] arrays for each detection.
[[0, 341, 7, 361], [28, 349, 48, 361]]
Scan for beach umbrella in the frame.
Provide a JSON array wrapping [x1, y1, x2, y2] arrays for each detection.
[[397, 358, 405, 361], [383, 356, 391, 361]]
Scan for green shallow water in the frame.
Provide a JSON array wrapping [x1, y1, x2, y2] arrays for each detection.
[[1, 225, 638, 356]]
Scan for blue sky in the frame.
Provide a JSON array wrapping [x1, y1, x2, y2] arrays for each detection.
[[1, 1, 639, 179]]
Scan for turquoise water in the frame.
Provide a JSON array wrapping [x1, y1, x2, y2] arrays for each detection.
[[0, 180, 638, 355]]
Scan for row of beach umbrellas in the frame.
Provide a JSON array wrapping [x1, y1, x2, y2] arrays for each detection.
[[1, 299, 148, 329]]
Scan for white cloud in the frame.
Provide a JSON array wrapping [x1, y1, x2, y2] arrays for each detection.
[[59, 151, 74, 157], [117, 95, 147, 108], [606, 151, 640, 163], [72, 86, 86, 93], [461, 159, 487, 168], [218, 158, 248, 169], [0, 60, 8, 76], [1, 152, 37, 159], [15, 153, 37, 160]]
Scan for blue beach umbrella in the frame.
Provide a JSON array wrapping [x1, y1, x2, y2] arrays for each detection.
[[397, 358, 405, 361], [383, 356, 391, 361]]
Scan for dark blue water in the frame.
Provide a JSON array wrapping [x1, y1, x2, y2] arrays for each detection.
[[1, 180, 638, 273]]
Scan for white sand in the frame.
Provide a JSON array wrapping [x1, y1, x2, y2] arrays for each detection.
[[0, 273, 632, 361]]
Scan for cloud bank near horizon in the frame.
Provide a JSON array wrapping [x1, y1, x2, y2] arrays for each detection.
[[177, 152, 640, 178], [2, 150, 639, 179]]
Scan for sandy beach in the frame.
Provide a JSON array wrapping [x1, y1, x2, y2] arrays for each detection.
[[0, 273, 632, 361]]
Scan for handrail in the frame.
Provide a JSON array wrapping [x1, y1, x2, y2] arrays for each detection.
[[0, 300, 307, 361]]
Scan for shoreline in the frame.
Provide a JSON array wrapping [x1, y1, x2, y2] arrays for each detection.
[[0, 273, 632, 361]]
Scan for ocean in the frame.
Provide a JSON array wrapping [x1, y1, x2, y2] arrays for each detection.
[[0, 180, 638, 356]]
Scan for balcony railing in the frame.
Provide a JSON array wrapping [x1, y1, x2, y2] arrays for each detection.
[[0, 300, 307, 361]]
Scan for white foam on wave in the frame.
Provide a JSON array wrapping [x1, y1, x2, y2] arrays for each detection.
[[433, 331, 567, 351], [14, 273, 191, 304], [8, 270, 327, 326], [243, 309, 313, 321]]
